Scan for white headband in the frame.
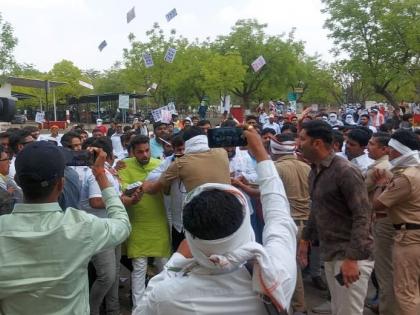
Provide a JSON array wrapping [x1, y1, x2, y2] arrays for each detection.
[[270, 140, 296, 154], [388, 138, 413, 155]]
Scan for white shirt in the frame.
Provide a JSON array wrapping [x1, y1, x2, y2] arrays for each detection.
[[263, 122, 281, 134], [136, 160, 297, 315], [74, 166, 120, 218], [350, 153, 374, 176], [147, 156, 185, 233], [259, 113, 268, 125], [8, 156, 16, 179]]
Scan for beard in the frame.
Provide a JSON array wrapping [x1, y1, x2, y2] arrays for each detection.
[[137, 157, 150, 165]]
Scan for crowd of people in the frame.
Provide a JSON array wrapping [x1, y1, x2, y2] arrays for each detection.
[[0, 103, 420, 315]]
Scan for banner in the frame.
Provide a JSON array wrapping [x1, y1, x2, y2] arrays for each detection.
[[118, 94, 129, 109], [251, 55, 266, 72]]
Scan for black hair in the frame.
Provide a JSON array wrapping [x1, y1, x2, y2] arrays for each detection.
[[129, 135, 150, 152], [221, 119, 237, 128], [402, 113, 413, 122], [61, 131, 81, 148], [301, 120, 333, 145], [9, 129, 32, 154], [23, 126, 39, 133], [360, 114, 370, 120], [378, 123, 393, 133], [183, 190, 244, 240], [372, 132, 391, 147], [275, 133, 297, 142], [18, 176, 60, 202], [91, 137, 113, 159], [347, 128, 371, 147], [281, 123, 297, 134], [0, 131, 10, 139], [171, 134, 185, 147], [391, 129, 419, 151], [123, 126, 132, 133], [261, 128, 276, 136], [81, 137, 96, 150], [414, 129, 420, 136], [197, 120, 211, 127], [182, 126, 205, 142], [332, 130, 344, 148], [245, 115, 258, 122], [0, 144, 5, 155]]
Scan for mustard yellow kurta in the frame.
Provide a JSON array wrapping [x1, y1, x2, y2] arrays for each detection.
[[118, 157, 170, 259]]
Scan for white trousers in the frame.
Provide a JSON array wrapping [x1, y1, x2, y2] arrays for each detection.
[[324, 259, 374, 315], [132, 257, 167, 312]]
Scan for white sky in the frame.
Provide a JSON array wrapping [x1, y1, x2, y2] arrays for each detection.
[[1, 0, 334, 72]]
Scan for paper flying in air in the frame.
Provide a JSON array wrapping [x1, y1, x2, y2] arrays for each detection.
[[127, 7, 136, 24], [166, 8, 177, 22], [251, 55, 266, 72], [79, 80, 94, 90], [151, 83, 158, 89], [143, 52, 154, 68], [98, 40, 107, 52], [164, 47, 177, 63]]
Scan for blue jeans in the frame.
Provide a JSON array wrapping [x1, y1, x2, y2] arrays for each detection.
[[90, 245, 121, 315]]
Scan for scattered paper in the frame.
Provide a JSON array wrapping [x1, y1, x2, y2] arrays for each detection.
[[165, 8, 177, 22], [79, 80, 94, 90], [251, 55, 266, 72], [127, 7, 136, 24], [151, 83, 158, 90], [143, 52, 154, 68], [98, 40, 107, 52], [164, 47, 177, 63]]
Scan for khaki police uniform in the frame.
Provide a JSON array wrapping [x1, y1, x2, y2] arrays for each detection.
[[366, 156, 397, 315], [377, 166, 420, 315]]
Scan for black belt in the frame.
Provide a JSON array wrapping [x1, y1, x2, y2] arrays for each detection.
[[393, 223, 420, 230]]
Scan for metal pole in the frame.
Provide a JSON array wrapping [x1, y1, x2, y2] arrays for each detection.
[[53, 88, 57, 121], [97, 95, 100, 119], [133, 91, 137, 113]]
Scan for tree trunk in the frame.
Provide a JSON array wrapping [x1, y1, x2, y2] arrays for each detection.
[[242, 94, 251, 109], [375, 86, 399, 110]]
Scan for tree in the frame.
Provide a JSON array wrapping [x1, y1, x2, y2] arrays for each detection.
[[213, 20, 307, 107], [47, 60, 87, 103], [322, 0, 420, 108], [0, 13, 18, 81]]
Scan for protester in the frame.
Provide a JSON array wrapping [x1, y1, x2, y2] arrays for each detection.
[[196, 119, 212, 134], [118, 135, 171, 312], [150, 122, 168, 158], [0, 141, 131, 314], [345, 127, 374, 175], [136, 127, 297, 315], [110, 122, 125, 159], [359, 114, 377, 133], [142, 127, 230, 194], [298, 120, 374, 315], [8, 129, 34, 178], [95, 118, 108, 135], [0, 144, 22, 215], [263, 114, 281, 134], [271, 133, 310, 315]]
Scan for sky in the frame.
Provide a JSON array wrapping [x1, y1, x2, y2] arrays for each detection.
[[1, 0, 335, 72]]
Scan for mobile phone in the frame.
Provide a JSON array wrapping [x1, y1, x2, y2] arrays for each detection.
[[335, 272, 345, 286], [124, 181, 143, 196], [61, 149, 94, 166], [207, 127, 247, 148]]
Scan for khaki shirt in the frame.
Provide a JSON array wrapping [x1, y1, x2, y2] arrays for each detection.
[[275, 155, 311, 220], [159, 148, 230, 193], [378, 166, 420, 225], [365, 155, 391, 216]]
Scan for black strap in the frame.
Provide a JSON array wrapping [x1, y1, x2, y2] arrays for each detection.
[[393, 223, 420, 230], [244, 261, 287, 315]]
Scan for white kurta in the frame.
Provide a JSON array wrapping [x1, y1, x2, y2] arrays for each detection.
[[136, 160, 297, 315]]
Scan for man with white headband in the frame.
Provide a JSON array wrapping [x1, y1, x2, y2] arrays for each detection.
[[271, 133, 311, 315], [136, 127, 297, 315], [373, 129, 420, 315], [142, 126, 230, 194]]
